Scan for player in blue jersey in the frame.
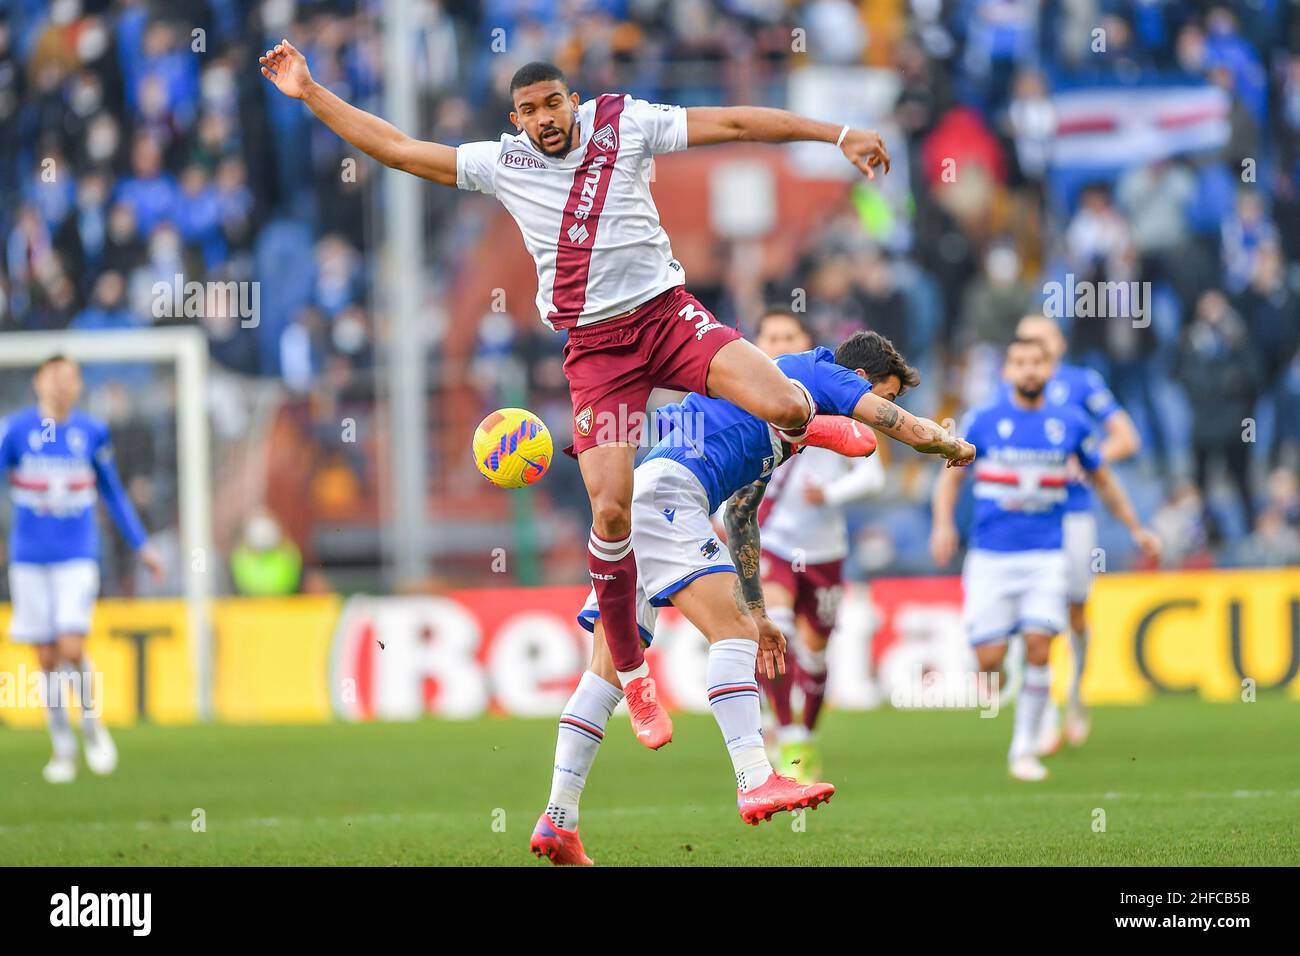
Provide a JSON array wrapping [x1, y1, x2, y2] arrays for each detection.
[[1015, 314, 1141, 751], [530, 332, 976, 864], [929, 338, 1157, 782], [1, 356, 163, 783]]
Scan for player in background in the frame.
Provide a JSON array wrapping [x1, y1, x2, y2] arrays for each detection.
[[260, 45, 891, 749], [929, 339, 1157, 782], [1014, 314, 1141, 751], [751, 314, 915, 783], [532, 337, 975, 863], [0, 356, 164, 783]]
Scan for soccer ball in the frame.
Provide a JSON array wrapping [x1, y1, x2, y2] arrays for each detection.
[[472, 407, 553, 488]]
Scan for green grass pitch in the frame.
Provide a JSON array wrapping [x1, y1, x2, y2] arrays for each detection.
[[1, 696, 1297, 866]]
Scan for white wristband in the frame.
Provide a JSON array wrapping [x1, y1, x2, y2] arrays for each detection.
[[835, 124, 850, 148]]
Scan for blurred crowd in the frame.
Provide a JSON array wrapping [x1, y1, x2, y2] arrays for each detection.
[[1, 0, 1299, 589]]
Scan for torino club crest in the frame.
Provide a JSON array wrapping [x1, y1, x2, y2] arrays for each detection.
[[592, 123, 617, 152]]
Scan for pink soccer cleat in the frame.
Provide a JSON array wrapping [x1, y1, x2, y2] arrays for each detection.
[[530, 813, 594, 866], [624, 676, 673, 750], [799, 415, 878, 458], [737, 772, 835, 825]]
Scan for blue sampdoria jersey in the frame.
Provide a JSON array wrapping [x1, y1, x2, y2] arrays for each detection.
[[0, 407, 149, 563], [963, 395, 1101, 553], [1007, 363, 1119, 512], [645, 347, 871, 513]]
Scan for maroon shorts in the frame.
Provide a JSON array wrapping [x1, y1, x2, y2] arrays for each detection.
[[562, 285, 742, 456], [760, 549, 846, 639]]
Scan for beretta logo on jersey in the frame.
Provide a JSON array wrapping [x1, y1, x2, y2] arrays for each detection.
[[592, 123, 617, 152], [501, 150, 546, 170], [575, 405, 594, 436]]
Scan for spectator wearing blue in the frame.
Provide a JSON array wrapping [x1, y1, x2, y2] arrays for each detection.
[[114, 136, 178, 238]]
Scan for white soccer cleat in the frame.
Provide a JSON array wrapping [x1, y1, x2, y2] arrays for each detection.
[[42, 755, 77, 784], [1064, 707, 1092, 747], [84, 726, 119, 776], [1009, 755, 1049, 782]]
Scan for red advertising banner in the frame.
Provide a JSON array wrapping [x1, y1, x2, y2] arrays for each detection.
[[329, 578, 966, 719]]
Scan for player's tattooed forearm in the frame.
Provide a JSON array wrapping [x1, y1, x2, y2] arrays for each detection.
[[735, 542, 760, 581], [873, 401, 902, 429], [724, 483, 768, 611]]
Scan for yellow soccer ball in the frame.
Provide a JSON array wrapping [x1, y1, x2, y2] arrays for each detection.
[[472, 407, 553, 488]]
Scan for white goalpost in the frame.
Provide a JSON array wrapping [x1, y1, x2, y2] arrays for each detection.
[[0, 327, 215, 720]]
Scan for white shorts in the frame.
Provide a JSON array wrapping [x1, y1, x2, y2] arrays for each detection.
[[578, 457, 735, 644], [1062, 510, 1097, 604], [961, 549, 1067, 646], [7, 559, 100, 644]]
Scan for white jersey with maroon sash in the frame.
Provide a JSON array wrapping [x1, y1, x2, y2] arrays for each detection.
[[455, 94, 689, 330], [758, 446, 885, 566]]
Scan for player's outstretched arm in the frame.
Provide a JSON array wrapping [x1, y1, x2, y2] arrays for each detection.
[[259, 40, 456, 186], [851, 392, 976, 467], [723, 480, 785, 679], [1090, 465, 1161, 559], [929, 465, 965, 567], [685, 107, 890, 178]]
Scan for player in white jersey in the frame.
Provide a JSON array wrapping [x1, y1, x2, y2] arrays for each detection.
[[930, 339, 1158, 781], [1015, 315, 1141, 752], [260, 46, 893, 747], [750, 312, 914, 782]]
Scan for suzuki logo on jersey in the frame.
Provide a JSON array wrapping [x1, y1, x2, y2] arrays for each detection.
[[700, 537, 721, 561], [567, 222, 590, 245], [592, 123, 617, 152], [997, 418, 1014, 439], [573, 154, 610, 222], [1045, 418, 1066, 445]]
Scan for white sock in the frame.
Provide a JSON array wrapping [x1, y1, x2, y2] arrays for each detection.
[[546, 671, 623, 830], [73, 656, 102, 738], [794, 642, 827, 680], [777, 724, 810, 745], [707, 639, 772, 792], [615, 660, 650, 687], [1040, 699, 1061, 736], [1010, 663, 1052, 761], [43, 668, 76, 760], [1068, 628, 1089, 710]]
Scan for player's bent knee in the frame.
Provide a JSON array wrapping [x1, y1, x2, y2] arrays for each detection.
[[1023, 633, 1053, 665], [765, 385, 811, 431], [56, 634, 84, 663], [703, 611, 758, 645], [35, 643, 59, 672], [589, 500, 631, 539]]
